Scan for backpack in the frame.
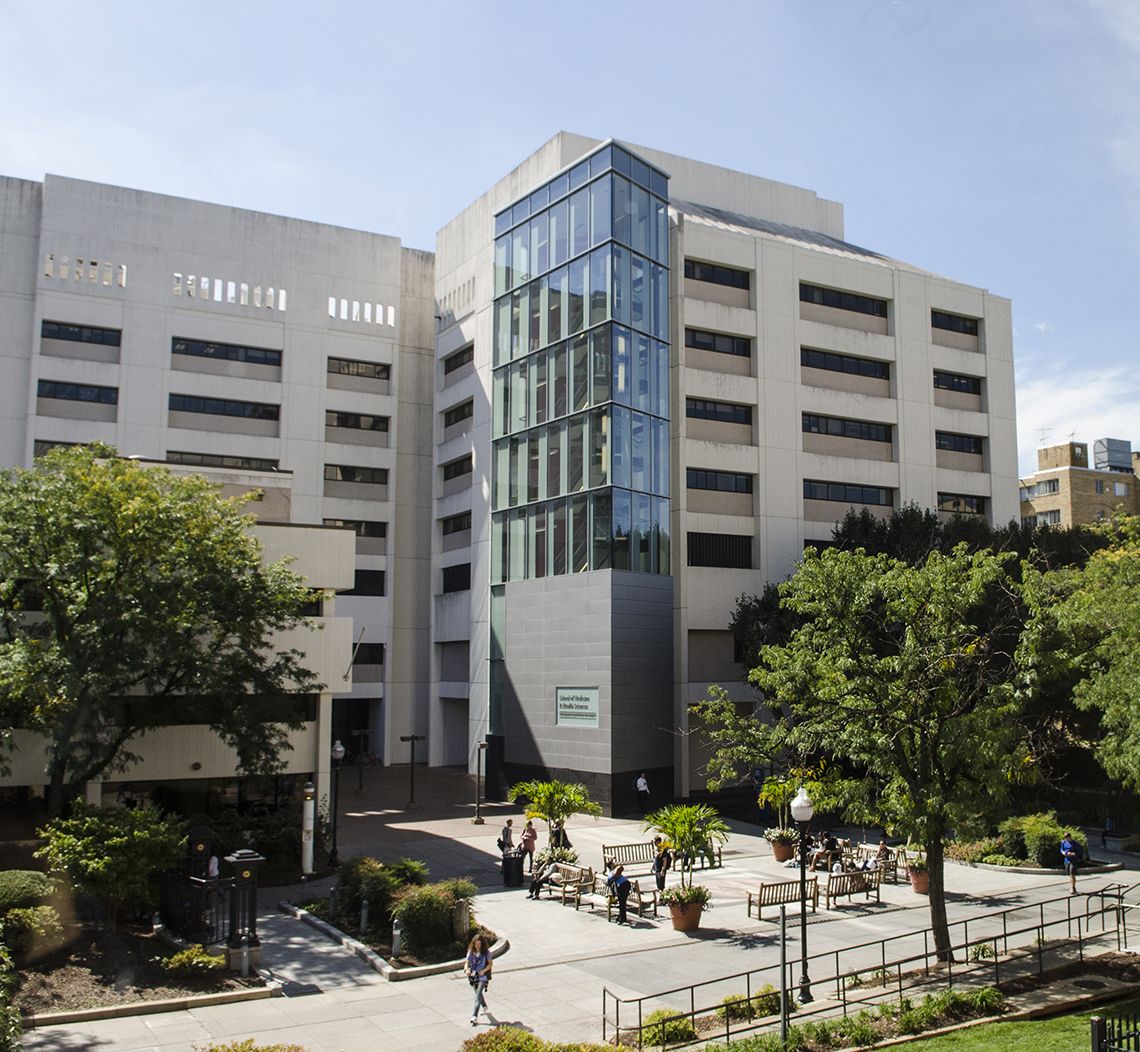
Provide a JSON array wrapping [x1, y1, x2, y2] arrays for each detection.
[[495, 837, 505, 851]]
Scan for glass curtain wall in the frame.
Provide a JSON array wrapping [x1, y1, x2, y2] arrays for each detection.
[[491, 143, 670, 583]]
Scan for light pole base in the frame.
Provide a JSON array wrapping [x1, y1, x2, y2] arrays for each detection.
[[472, 817, 485, 825]]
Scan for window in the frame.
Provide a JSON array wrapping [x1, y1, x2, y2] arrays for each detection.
[[801, 347, 889, 380], [684, 259, 750, 289], [1036, 510, 1061, 526], [37, 380, 117, 404], [323, 518, 387, 539], [444, 345, 474, 374], [687, 398, 752, 425], [935, 432, 984, 455], [687, 468, 753, 494], [344, 570, 385, 596], [443, 400, 474, 428], [1095, 480, 1106, 495], [326, 411, 389, 432], [442, 511, 472, 535], [442, 563, 472, 593], [324, 464, 388, 486], [327, 357, 390, 380], [1115, 482, 1130, 498], [931, 310, 979, 336], [938, 492, 986, 515], [33, 440, 78, 457], [800, 283, 888, 318], [803, 480, 892, 506], [442, 455, 473, 481], [803, 414, 891, 443], [169, 394, 279, 421], [41, 321, 121, 347], [933, 370, 981, 395], [167, 450, 279, 471], [353, 643, 385, 665], [687, 532, 752, 569], [172, 337, 280, 366], [1037, 479, 1059, 496], [685, 327, 751, 358]]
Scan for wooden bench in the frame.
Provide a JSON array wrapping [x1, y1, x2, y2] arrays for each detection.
[[747, 877, 819, 920], [853, 844, 901, 883], [604, 841, 722, 874], [537, 863, 593, 906], [824, 868, 881, 909], [578, 874, 658, 921]]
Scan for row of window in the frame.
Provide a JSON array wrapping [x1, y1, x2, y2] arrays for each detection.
[[686, 327, 751, 358], [38, 380, 117, 405], [168, 450, 279, 471], [173, 337, 281, 367], [442, 511, 471, 535], [344, 569, 386, 596], [933, 370, 982, 395], [443, 345, 474, 375], [803, 414, 891, 444], [1020, 478, 1060, 500], [354, 643, 385, 665], [442, 455, 473, 482], [687, 468, 753, 494], [327, 411, 389, 433], [684, 259, 750, 290], [442, 562, 471, 593], [323, 518, 387, 539], [931, 310, 979, 336], [169, 394, 279, 421], [443, 400, 474, 429], [686, 398, 752, 425], [42, 321, 121, 347], [801, 347, 889, 380], [800, 282, 888, 319], [804, 480, 892, 506], [1022, 510, 1062, 528], [324, 464, 388, 486], [935, 431, 984, 455], [687, 531, 752, 569]]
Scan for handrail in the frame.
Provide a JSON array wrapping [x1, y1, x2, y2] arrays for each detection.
[[602, 884, 1129, 1048]]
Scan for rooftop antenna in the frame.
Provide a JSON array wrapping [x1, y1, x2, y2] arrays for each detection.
[[1067, 430, 1078, 442], [1036, 426, 1052, 447]]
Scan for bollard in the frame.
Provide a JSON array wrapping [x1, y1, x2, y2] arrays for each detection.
[[329, 887, 338, 919], [361, 900, 369, 934], [240, 934, 250, 978], [392, 917, 403, 957]]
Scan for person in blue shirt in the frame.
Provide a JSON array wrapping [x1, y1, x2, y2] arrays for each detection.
[[464, 933, 493, 1025], [1060, 832, 1083, 894], [608, 864, 632, 924]]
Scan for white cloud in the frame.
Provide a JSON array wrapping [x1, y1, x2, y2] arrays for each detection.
[[1016, 361, 1140, 474], [1032, 321, 1054, 333]]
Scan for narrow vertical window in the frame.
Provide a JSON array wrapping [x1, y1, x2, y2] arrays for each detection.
[[364, 302, 372, 323], [227, 281, 237, 304], [240, 283, 249, 305], [187, 274, 196, 298], [277, 289, 286, 311], [254, 285, 263, 307], [352, 300, 361, 322], [88, 260, 98, 283], [173, 273, 183, 296], [213, 278, 222, 301], [266, 287, 275, 309], [44, 253, 55, 278], [117, 264, 127, 288], [388, 305, 395, 326], [340, 298, 348, 320]]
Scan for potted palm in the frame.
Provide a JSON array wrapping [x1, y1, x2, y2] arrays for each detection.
[[645, 804, 730, 932], [508, 779, 602, 849], [907, 851, 930, 895], [757, 776, 800, 862]]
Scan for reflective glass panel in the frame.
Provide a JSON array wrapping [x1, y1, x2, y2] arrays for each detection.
[[589, 245, 610, 327], [631, 411, 648, 492], [552, 342, 568, 417], [613, 176, 631, 246], [612, 405, 631, 489], [571, 494, 589, 572], [495, 236, 510, 296], [612, 325, 631, 406], [571, 335, 590, 411], [510, 359, 527, 433], [531, 212, 549, 277], [568, 415, 585, 491], [612, 243, 630, 326], [634, 491, 652, 573], [550, 200, 568, 268], [494, 439, 509, 510], [655, 198, 669, 266], [547, 419, 564, 497], [631, 185, 650, 257], [589, 145, 612, 178], [491, 514, 505, 583], [656, 496, 670, 574], [655, 340, 670, 418], [493, 366, 508, 437], [494, 297, 510, 366], [591, 327, 611, 405], [630, 255, 647, 332], [552, 499, 567, 575], [634, 332, 651, 412], [569, 188, 589, 258], [613, 488, 631, 570], [568, 256, 586, 335], [592, 490, 612, 570], [569, 160, 589, 191], [653, 418, 670, 496], [589, 407, 609, 488], [509, 509, 526, 581], [509, 436, 523, 507], [529, 504, 547, 578], [532, 351, 547, 425], [528, 279, 542, 353], [512, 224, 529, 288], [653, 263, 668, 340], [548, 267, 567, 344], [590, 175, 612, 245]]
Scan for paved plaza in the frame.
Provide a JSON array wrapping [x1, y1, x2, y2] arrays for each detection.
[[20, 767, 1139, 1052]]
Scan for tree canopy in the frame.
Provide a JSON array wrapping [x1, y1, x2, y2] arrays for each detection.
[[1020, 515, 1140, 793], [0, 444, 322, 815], [507, 779, 602, 840], [748, 545, 1025, 959]]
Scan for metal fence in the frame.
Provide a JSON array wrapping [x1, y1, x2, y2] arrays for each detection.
[[603, 883, 1138, 1048], [1093, 1011, 1140, 1052], [159, 870, 232, 945]]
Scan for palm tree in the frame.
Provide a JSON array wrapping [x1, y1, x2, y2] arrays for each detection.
[[644, 804, 730, 890], [508, 779, 602, 843]]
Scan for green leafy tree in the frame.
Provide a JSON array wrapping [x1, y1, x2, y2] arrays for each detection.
[[0, 444, 322, 816], [751, 545, 1025, 960], [1020, 515, 1140, 792], [36, 804, 186, 924], [507, 779, 601, 843], [643, 804, 730, 890]]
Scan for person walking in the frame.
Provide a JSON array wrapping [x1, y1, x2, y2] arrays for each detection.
[[1061, 831, 1083, 894], [465, 933, 493, 1024], [498, 818, 514, 853], [636, 772, 651, 813], [609, 864, 632, 924], [520, 820, 538, 873]]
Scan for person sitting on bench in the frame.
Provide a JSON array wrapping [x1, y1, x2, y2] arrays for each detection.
[[810, 831, 839, 871]]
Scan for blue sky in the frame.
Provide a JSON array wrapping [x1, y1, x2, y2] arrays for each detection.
[[3, 0, 1136, 473]]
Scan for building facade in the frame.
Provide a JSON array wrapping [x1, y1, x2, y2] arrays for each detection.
[[1019, 439, 1140, 527], [0, 135, 1018, 812]]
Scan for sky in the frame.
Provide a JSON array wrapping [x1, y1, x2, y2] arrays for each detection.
[[2, 0, 1136, 474]]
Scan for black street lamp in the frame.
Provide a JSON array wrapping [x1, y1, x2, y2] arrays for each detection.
[[790, 786, 815, 1005], [473, 741, 488, 825], [329, 739, 346, 867]]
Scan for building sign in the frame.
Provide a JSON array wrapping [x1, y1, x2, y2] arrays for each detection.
[[556, 687, 600, 728]]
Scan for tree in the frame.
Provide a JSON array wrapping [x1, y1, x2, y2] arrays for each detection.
[[0, 444, 322, 815], [1020, 515, 1140, 793], [750, 545, 1025, 961], [507, 779, 602, 843], [35, 804, 186, 924]]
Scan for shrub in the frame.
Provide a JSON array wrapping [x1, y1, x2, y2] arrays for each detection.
[[0, 941, 20, 1052], [643, 1008, 697, 1046], [335, 856, 400, 932], [998, 812, 1087, 867], [715, 984, 789, 1021], [36, 805, 186, 923], [981, 853, 1024, 867], [459, 1031, 612, 1052], [0, 870, 54, 917], [533, 846, 579, 868], [967, 987, 1004, 1013], [946, 835, 1004, 863], [968, 941, 996, 961], [158, 944, 226, 977], [391, 878, 475, 958], [2, 904, 63, 956], [196, 1042, 308, 1052], [834, 1009, 878, 1046], [388, 858, 430, 887]]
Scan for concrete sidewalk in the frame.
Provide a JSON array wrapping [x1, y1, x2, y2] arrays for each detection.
[[21, 768, 1140, 1052]]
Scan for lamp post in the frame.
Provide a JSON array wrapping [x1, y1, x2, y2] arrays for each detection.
[[473, 741, 488, 825], [399, 734, 426, 809], [790, 785, 814, 1005], [329, 739, 346, 867]]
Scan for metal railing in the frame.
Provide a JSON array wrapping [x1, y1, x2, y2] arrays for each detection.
[[1092, 1010, 1140, 1052], [603, 884, 1137, 1048], [159, 870, 233, 945]]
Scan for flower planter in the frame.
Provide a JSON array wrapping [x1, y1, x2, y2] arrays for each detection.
[[771, 840, 796, 863], [668, 902, 704, 932], [909, 868, 930, 895]]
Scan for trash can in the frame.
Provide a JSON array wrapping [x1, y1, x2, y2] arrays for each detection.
[[501, 851, 525, 887]]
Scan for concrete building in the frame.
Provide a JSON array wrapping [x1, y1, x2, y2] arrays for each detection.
[[1019, 438, 1140, 527], [432, 134, 1018, 810], [0, 174, 434, 809], [0, 134, 1018, 813]]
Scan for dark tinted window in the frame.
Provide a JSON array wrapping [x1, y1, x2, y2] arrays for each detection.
[[803, 414, 891, 443], [933, 370, 981, 395], [801, 347, 889, 380], [326, 411, 389, 432], [931, 310, 979, 336], [168, 450, 279, 471], [344, 570, 385, 596], [442, 563, 471, 593], [442, 512, 472, 535], [41, 321, 121, 346], [684, 259, 750, 289], [936, 432, 984, 455], [328, 357, 390, 380], [322, 518, 387, 538], [803, 480, 892, 506], [444, 346, 474, 374], [442, 455, 473, 481], [354, 643, 385, 664], [324, 464, 388, 485], [169, 394, 279, 421], [687, 468, 753, 493], [938, 492, 985, 514], [38, 381, 117, 404], [687, 398, 752, 425], [687, 532, 752, 568], [444, 400, 474, 428], [685, 328, 751, 357], [172, 337, 280, 366], [800, 283, 888, 318]]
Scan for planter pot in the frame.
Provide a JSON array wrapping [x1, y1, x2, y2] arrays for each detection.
[[771, 840, 796, 863], [668, 902, 704, 932], [909, 869, 930, 895]]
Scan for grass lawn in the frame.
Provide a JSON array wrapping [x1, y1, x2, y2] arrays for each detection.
[[902, 998, 1140, 1050]]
